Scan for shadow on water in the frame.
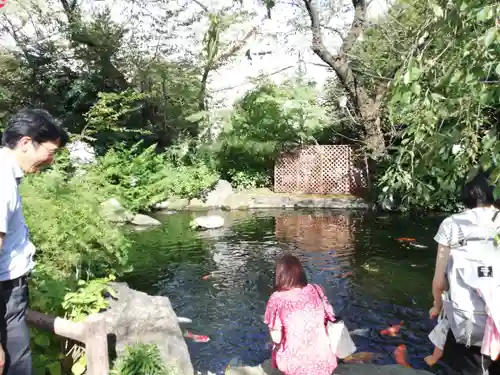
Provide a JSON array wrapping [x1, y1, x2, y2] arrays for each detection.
[[122, 209, 449, 375]]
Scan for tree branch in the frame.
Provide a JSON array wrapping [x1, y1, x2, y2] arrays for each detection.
[[192, 0, 209, 13], [341, 0, 366, 53], [214, 23, 260, 68], [303, 0, 356, 92]]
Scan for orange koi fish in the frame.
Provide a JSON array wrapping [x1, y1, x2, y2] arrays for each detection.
[[343, 352, 379, 363], [201, 274, 211, 280], [340, 271, 354, 278], [183, 331, 210, 343], [396, 237, 416, 243], [394, 344, 411, 368], [380, 321, 404, 337]]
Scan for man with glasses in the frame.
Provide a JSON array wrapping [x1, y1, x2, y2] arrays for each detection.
[[0, 109, 69, 374]]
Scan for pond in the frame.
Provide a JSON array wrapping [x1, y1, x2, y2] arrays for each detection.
[[123, 209, 448, 375]]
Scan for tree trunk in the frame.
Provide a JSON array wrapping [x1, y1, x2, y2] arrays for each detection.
[[303, 0, 386, 158]]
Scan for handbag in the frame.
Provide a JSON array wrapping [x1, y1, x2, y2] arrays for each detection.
[[313, 284, 357, 359]]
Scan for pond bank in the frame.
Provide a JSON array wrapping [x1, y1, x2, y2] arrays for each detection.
[[225, 360, 432, 375], [100, 182, 369, 229], [156, 184, 369, 212]]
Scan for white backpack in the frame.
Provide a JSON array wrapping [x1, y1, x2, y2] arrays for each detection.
[[444, 213, 500, 347]]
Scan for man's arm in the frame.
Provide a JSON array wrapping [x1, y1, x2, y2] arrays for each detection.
[[0, 182, 12, 251], [0, 185, 9, 369]]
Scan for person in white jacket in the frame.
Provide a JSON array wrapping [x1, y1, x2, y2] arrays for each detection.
[[430, 171, 500, 375]]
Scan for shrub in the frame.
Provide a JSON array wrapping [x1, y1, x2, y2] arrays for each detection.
[[84, 142, 219, 212], [111, 343, 173, 375], [21, 167, 130, 280]]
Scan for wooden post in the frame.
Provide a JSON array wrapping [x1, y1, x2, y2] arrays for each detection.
[[27, 309, 109, 375], [26, 309, 86, 343], [84, 315, 109, 375]]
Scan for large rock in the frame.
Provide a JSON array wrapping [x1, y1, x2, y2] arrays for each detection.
[[225, 360, 432, 375], [187, 198, 212, 211], [100, 199, 161, 226], [154, 197, 190, 211], [100, 198, 134, 223], [97, 282, 194, 375], [130, 214, 161, 226], [204, 180, 234, 207], [221, 190, 370, 211], [67, 140, 96, 165], [190, 215, 225, 229]]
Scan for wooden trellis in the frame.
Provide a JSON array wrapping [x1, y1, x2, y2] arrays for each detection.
[[274, 145, 367, 195]]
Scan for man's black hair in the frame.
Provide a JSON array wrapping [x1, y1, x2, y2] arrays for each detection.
[[1, 108, 69, 149], [462, 169, 496, 209]]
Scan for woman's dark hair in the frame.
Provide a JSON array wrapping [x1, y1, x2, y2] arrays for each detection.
[[2, 108, 69, 149], [274, 254, 307, 292], [462, 170, 495, 209]]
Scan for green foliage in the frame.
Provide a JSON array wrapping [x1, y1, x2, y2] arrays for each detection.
[[83, 89, 150, 142], [29, 268, 119, 375], [229, 170, 271, 191], [229, 80, 327, 142], [84, 141, 219, 212], [111, 344, 172, 375], [19, 157, 129, 374], [364, 0, 500, 211], [21, 168, 130, 279], [0, 51, 29, 129], [213, 80, 328, 189], [134, 61, 202, 146], [62, 276, 117, 322]]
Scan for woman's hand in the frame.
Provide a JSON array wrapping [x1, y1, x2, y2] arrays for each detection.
[[429, 305, 441, 320], [270, 328, 282, 344]]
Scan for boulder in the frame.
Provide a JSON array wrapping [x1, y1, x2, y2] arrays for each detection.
[[130, 214, 162, 226], [220, 190, 370, 210], [100, 198, 134, 223], [67, 140, 96, 165], [154, 197, 190, 211], [204, 180, 234, 207], [225, 360, 432, 375], [97, 282, 194, 375], [189, 215, 225, 229], [187, 198, 212, 211]]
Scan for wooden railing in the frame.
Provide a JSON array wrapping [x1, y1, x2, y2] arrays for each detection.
[[26, 309, 109, 375]]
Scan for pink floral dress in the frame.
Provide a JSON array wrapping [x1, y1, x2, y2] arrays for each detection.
[[264, 284, 337, 375]]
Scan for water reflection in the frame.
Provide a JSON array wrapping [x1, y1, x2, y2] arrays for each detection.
[[275, 212, 356, 273], [124, 210, 446, 375]]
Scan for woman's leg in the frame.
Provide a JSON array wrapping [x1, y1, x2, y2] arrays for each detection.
[[424, 346, 443, 366], [442, 331, 494, 375]]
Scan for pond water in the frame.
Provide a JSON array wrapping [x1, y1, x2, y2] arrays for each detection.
[[123, 209, 449, 375]]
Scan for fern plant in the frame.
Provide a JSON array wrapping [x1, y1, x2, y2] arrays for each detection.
[[111, 343, 171, 375]]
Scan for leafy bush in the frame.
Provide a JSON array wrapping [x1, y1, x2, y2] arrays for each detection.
[[212, 79, 328, 189], [19, 160, 131, 374], [111, 343, 173, 375], [84, 141, 219, 212], [363, 0, 500, 211], [21, 167, 130, 280]]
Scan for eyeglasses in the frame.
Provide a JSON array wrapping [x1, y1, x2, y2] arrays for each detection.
[[37, 142, 60, 156]]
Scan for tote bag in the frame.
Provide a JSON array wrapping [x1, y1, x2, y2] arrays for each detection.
[[313, 284, 356, 359]]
